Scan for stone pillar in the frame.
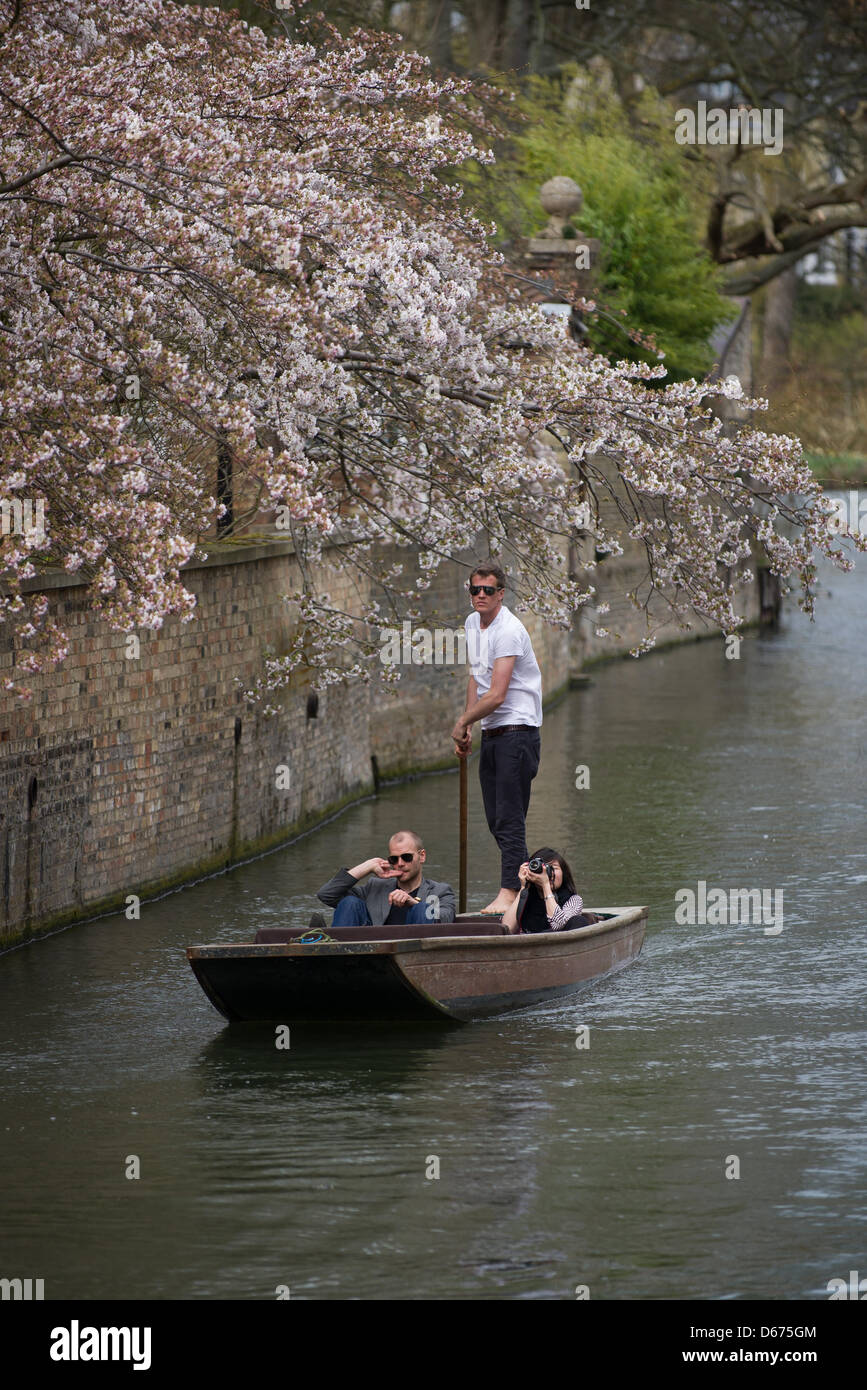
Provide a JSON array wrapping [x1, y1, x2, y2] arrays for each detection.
[[524, 176, 600, 328], [522, 178, 601, 680]]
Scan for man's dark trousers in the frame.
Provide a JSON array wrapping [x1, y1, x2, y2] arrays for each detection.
[[479, 726, 541, 891], [332, 896, 431, 926]]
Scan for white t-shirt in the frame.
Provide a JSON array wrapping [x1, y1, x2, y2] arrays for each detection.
[[465, 605, 543, 730]]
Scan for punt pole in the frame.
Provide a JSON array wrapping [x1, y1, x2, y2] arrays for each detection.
[[459, 755, 468, 914]]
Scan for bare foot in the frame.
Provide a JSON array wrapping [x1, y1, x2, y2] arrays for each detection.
[[481, 890, 518, 914]]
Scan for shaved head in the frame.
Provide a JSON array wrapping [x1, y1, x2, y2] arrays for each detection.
[[390, 829, 424, 852]]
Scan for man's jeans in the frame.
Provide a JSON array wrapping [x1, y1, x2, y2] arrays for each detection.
[[479, 726, 541, 890], [331, 895, 431, 927]]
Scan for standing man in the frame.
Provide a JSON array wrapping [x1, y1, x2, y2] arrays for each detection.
[[450, 561, 542, 914]]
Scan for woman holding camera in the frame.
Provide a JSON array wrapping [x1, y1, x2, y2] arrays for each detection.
[[501, 847, 585, 935]]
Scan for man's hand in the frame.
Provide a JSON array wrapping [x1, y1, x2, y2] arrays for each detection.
[[370, 857, 401, 879], [349, 857, 400, 879], [388, 888, 420, 907], [451, 717, 472, 758]]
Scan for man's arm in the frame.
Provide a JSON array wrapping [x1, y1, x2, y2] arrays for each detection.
[[347, 856, 395, 881], [317, 858, 395, 906], [452, 674, 476, 755], [452, 656, 516, 740], [464, 673, 478, 719]]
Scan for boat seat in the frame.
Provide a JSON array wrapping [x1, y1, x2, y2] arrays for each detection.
[[255, 920, 509, 944]]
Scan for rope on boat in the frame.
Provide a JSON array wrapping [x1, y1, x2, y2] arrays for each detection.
[[297, 929, 337, 943]]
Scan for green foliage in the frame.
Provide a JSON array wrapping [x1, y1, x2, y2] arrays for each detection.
[[765, 308, 867, 464], [459, 69, 736, 380], [794, 281, 867, 327], [797, 311, 867, 368], [803, 451, 867, 483]]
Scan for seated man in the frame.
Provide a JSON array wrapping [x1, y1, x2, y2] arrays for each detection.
[[316, 830, 456, 928]]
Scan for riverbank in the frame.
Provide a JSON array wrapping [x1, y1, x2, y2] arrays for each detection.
[[805, 451, 867, 487]]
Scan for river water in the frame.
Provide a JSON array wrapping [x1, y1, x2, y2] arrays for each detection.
[[1, 535, 864, 1301]]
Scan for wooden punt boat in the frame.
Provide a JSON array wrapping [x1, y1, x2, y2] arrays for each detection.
[[186, 906, 647, 1023]]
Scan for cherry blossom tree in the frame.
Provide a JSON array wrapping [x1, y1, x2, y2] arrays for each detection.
[[0, 0, 861, 703]]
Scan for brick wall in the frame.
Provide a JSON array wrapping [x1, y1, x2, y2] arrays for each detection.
[[0, 540, 372, 947]]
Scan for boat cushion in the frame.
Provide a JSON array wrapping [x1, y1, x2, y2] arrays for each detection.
[[255, 920, 509, 944]]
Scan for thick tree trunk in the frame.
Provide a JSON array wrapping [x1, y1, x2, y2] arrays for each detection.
[[469, 0, 508, 70], [426, 1, 453, 71], [503, 0, 534, 73], [759, 265, 798, 394]]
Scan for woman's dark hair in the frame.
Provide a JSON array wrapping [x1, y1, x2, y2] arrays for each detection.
[[529, 847, 577, 897]]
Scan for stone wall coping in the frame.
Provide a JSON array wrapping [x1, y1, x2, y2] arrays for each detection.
[[184, 534, 297, 571], [526, 236, 600, 256]]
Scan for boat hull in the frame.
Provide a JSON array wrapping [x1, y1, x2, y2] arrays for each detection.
[[187, 907, 647, 1023]]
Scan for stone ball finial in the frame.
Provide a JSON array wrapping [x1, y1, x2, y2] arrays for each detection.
[[539, 176, 583, 237]]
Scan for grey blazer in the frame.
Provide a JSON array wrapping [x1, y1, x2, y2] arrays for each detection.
[[317, 867, 456, 925]]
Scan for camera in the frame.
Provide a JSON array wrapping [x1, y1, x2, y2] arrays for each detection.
[[528, 857, 555, 882]]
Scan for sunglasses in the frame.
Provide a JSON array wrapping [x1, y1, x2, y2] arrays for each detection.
[[469, 584, 501, 596], [387, 852, 416, 865]]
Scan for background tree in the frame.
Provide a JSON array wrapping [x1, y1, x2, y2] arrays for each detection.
[[305, 1, 867, 289], [762, 286, 867, 471], [459, 70, 736, 377], [298, 0, 867, 453], [1, 0, 858, 705]]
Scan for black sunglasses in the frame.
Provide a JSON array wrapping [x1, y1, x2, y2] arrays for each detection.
[[469, 584, 501, 596], [387, 852, 416, 865]]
